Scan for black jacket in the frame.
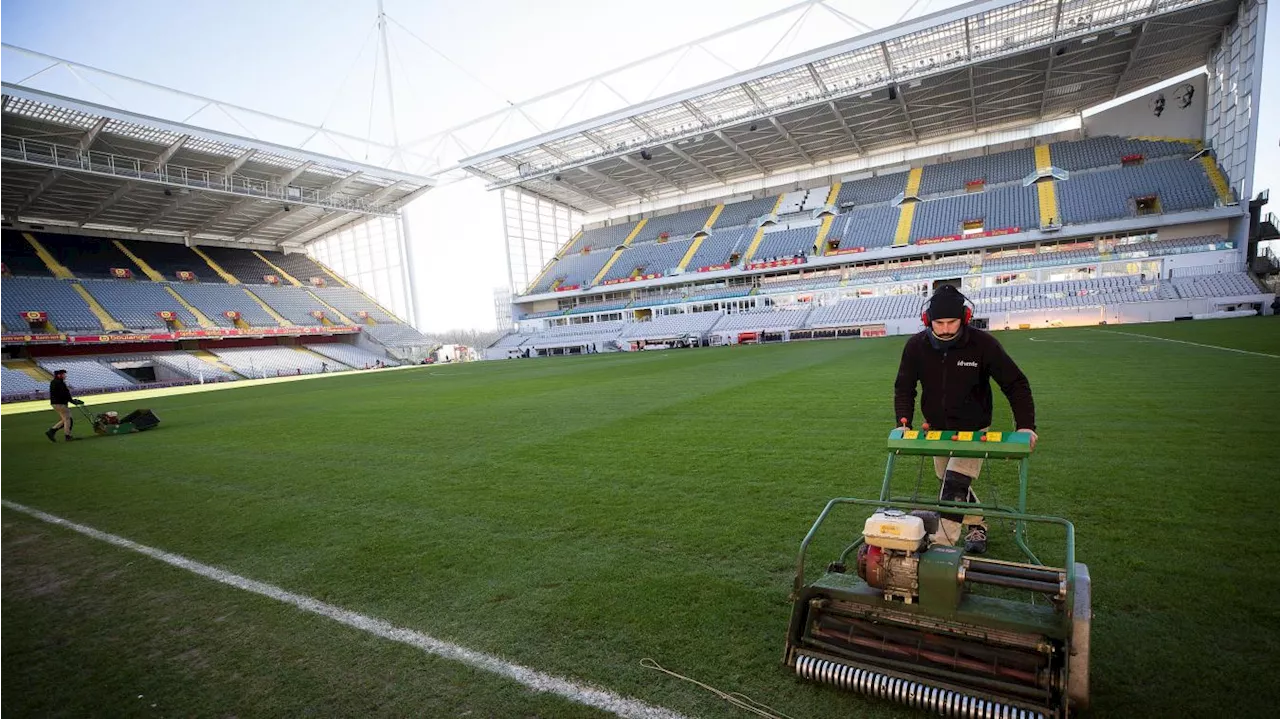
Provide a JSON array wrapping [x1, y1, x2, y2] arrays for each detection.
[[49, 378, 73, 405], [894, 327, 1035, 431]]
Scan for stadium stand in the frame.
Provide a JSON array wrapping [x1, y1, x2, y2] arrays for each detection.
[[197, 246, 281, 284], [209, 346, 329, 377], [310, 286, 398, 323], [711, 307, 813, 331], [261, 250, 337, 285], [249, 285, 343, 326], [120, 240, 223, 283], [146, 352, 242, 382], [1170, 273, 1262, 298], [835, 172, 908, 208], [807, 295, 923, 327], [686, 227, 752, 269], [753, 225, 820, 259], [636, 207, 715, 240], [172, 283, 282, 327], [714, 197, 778, 228], [562, 221, 639, 256], [911, 184, 1039, 242], [2, 277, 103, 332], [621, 312, 723, 340], [364, 323, 433, 347], [826, 205, 899, 251], [81, 279, 200, 330], [529, 251, 615, 293], [1048, 137, 1199, 172], [918, 149, 1035, 196], [32, 233, 137, 279], [2, 230, 53, 276], [33, 357, 136, 392], [1, 365, 46, 399], [1057, 160, 1219, 224], [601, 238, 695, 282], [304, 343, 399, 369]]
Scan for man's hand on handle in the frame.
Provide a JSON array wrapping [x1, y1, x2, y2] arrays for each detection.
[[71, 399, 85, 406], [1018, 428, 1038, 450]]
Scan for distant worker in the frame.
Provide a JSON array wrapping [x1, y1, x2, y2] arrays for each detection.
[[45, 369, 85, 443], [892, 285, 1037, 554]]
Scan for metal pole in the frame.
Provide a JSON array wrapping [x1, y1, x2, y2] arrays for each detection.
[[501, 188, 516, 293], [397, 213, 421, 328], [376, 0, 400, 152]]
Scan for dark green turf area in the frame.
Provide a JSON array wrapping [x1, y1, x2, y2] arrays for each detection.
[[4, 318, 1279, 718]]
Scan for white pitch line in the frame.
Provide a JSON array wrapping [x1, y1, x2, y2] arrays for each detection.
[[1093, 329, 1279, 358], [1, 499, 689, 719]]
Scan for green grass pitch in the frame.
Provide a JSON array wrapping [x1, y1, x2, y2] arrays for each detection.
[[3, 318, 1278, 718]]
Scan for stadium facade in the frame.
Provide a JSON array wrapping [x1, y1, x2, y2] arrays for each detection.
[[482, 0, 1277, 357]]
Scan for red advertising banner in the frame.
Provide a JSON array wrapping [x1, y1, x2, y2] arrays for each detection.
[[224, 311, 241, 320], [553, 284, 581, 292], [862, 325, 888, 338], [601, 272, 664, 286], [746, 257, 806, 271], [176, 270, 196, 281], [156, 310, 177, 321], [264, 274, 280, 284], [22, 311, 49, 323], [6, 333, 64, 343], [111, 267, 134, 279], [311, 310, 326, 319], [697, 264, 732, 272], [918, 226, 1022, 245], [309, 277, 326, 287], [829, 247, 866, 255], [3, 325, 361, 346]]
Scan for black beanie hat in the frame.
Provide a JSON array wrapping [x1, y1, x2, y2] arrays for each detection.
[[927, 285, 966, 321]]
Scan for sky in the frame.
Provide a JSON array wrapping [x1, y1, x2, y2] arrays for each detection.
[[2, 0, 1278, 331]]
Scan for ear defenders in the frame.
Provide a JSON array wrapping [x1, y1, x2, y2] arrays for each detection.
[[920, 287, 975, 326]]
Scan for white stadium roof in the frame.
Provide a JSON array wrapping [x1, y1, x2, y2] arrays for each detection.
[[461, 0, 1243, 212], [1, 83, 435, 250]]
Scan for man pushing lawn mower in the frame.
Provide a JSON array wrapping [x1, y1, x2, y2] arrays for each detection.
[[893, 285, 1037, 554], [45, 368, 85, 443]]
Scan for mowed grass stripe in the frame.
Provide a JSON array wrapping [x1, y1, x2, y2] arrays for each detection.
[[3, 317, 1278, 718], [2, 499, 688, 719]]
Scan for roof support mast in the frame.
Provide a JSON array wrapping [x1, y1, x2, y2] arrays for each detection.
[[376, 0, 420, 328]]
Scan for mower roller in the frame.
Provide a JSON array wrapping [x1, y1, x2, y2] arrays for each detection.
[[783, 429, 1090, 718], [76, 405, 161, 436]]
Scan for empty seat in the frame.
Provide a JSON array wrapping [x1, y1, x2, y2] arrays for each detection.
[[2, 230, 53, 276], [121, 240, 223, 283], [304, 343, 399, 368], [172, 284, 281, 327], [1, 277, 103, 332], [81, 279, 199, 330], [714, 196, 778, 228]]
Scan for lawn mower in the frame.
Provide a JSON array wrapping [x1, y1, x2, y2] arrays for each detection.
[[784, 429, 1090, 718], [75, 404, 161, 436]]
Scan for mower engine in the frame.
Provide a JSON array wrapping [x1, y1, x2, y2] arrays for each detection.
[[856, 510, 928, 603]]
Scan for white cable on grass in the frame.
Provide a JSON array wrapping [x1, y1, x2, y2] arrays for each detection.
[[640, 658, 800, 719]]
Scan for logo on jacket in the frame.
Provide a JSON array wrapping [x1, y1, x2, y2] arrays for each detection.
[[956, 360, 978, 368]]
